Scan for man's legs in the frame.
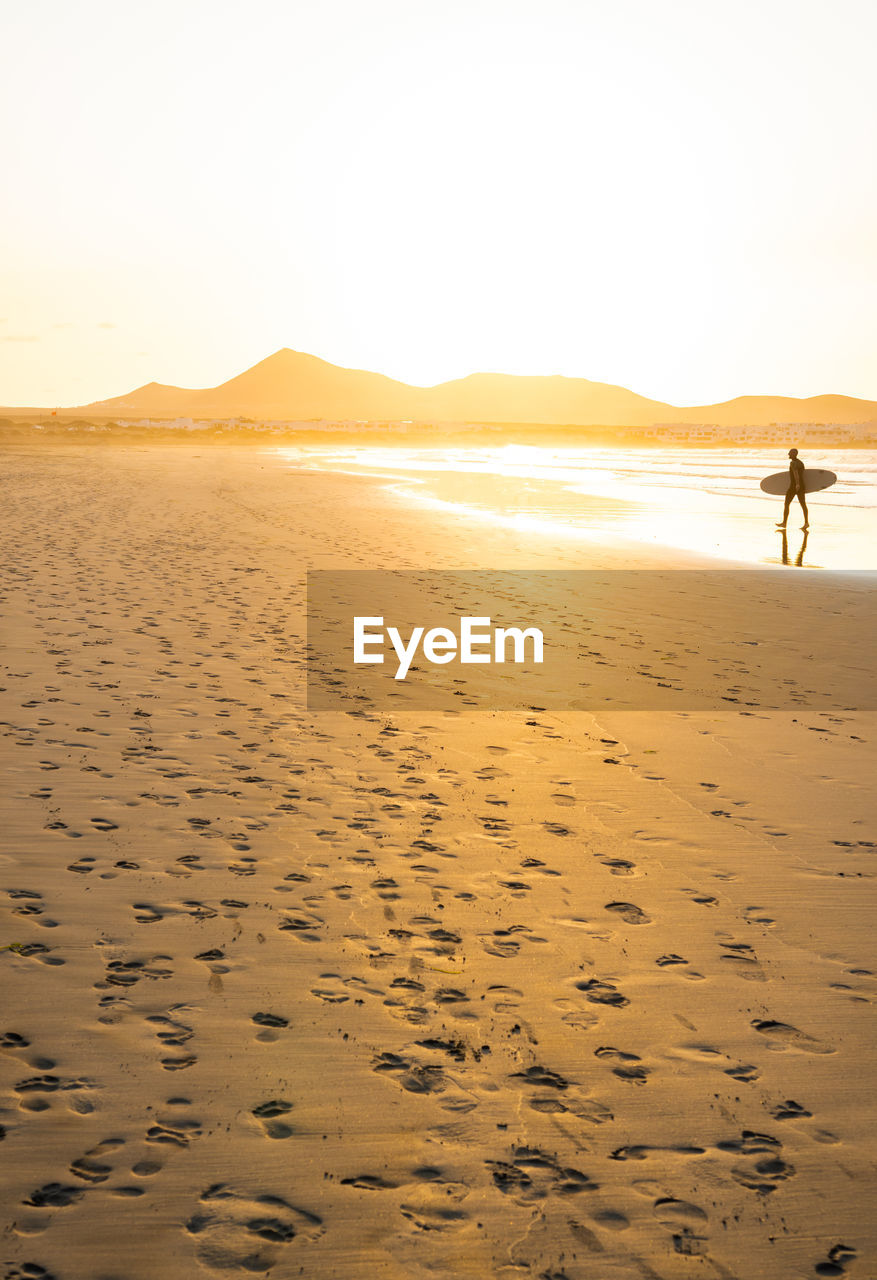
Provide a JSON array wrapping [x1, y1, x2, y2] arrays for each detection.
[[798, 491, 809, 527], [777, 486, 794, 527]]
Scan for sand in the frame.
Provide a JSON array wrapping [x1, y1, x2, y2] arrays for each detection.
[[1, 444, 874, 1280]]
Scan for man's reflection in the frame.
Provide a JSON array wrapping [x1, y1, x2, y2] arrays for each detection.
[[780, 527, 809, 566]]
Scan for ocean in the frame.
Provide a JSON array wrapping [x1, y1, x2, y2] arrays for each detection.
[[279, 444, 877, 570]]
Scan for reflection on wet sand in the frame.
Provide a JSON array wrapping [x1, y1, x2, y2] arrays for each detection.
[[779, 527, 810, 567]]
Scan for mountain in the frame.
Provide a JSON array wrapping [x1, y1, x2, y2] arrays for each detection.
[[73, 351, 432, 422], [28, 350, 877, 426], [673, 393, 875, 428]]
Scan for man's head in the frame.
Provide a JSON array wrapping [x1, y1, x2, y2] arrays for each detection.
[[788, 448, 798, 458]]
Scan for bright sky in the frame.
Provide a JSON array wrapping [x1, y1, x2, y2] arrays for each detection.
[[1, 0, 875, 407]]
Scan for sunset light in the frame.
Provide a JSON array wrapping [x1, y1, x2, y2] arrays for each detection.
[[2, 6, 875, 1278]]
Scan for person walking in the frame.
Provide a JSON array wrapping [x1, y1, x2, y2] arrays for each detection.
[[776, 448, 809, 530]]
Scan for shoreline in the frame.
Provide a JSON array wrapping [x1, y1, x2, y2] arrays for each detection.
[[280, 444, 876, 571]]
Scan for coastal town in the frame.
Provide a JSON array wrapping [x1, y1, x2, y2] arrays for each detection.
[[6, 413, 876, 447]]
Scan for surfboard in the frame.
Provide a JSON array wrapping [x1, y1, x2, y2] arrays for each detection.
[[760, 469, 837, 496]]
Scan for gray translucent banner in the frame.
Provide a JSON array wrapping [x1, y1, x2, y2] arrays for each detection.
[[306, 570, 877, 711]]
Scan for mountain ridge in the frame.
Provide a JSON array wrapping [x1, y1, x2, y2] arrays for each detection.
[[7, 349, 877, 427]]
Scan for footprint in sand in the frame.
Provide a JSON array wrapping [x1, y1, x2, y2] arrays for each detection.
[[480, 926, 530, 958], [717, 1130, 782, 1155], [162, 1054, 198, 1071], [8, 890, 43, 915], [399, 1178, 471, 1232], [771, 1098, 812, 1119], [194, 949, 229, 977], [184, 1183, 322, 1271], [604, 901, 651, 925], [508, 1063, 612, 1122], [145, 1117, 202, 1147], [97, 956, 174, 989], [251, 1012, 288, 1043], [414, 1036, 470, 1064], [182, 901, 219, 921], [752, 1019, 834, 1054], [653, 1196, 709, 1227], [574, 977, 630, 1008], [66, 857, 95, 874], [277, 910, 324, 941], [309, 974, 352, 1004], [725, 1062, 760, 1082], [383, 989, 432, 1027], [90, 817, 118, 832], [814, 1244, 858, 1276], [474, 766, 509, 782], [601, 858, 637, 876], [69, 1138, 124, 1184], [14, 1074, 90, 1105], [339, 1174, 402, 1192], [719, 942, 766, 981], [729, 1157, 796, 1192], [653, 1197, 710, 1257], [510, 1064, 569, 1090], [520, 856, 561, 878], [251, 1100, 294, 1140], [146, 1009, 195, 1056], [594, 1045, 651, 1084], [0, 1031, 31, 1052], [680, 889, 718, 907], [552, 791, 577, 807], [22, 1183, 85, 1209], [744, 905, 776, 926], [372, 1052, 446, 1096], [543, 821, 573, 837], [714, 1130, 797, 1194], [486, 1148, 598, 1204], [132, 903, 164, 925]]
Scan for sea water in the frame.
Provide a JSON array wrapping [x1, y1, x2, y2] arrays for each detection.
[[279, 445, 877, 570]]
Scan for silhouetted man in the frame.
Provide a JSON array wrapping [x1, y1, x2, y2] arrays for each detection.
[[776, 448, 809, 530]]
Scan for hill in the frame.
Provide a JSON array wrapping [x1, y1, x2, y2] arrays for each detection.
[[8, 350, 877, 426]]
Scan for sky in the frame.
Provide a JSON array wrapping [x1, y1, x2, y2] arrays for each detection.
[[1, 0, 875, 408]]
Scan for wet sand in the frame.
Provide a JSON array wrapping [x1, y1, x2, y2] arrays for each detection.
[[1, 444, 874, 1280]]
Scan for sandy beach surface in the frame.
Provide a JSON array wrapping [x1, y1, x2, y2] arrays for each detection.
[[2, 444, 875, 1280]]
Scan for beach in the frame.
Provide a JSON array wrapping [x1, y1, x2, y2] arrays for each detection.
[[2, 443, 875, 1280]]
